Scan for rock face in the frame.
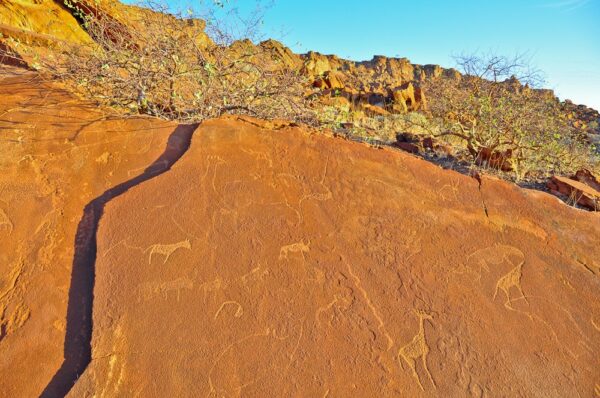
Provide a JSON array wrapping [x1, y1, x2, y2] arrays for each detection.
[[0, 0, 92, 44], [3, 107, 587, 397], [0, 67, 181, 397], [0, 67, 599, 397], [0, 6, 599, 398], [1, 0, 597, 140]]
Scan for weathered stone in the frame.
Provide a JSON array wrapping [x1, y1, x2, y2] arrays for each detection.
[[391, 82, 426, 112], [362, 103, 389, 116], [1, 70, 599, 398], [547, 175, 600, 211], [476, 147, 514, 172]]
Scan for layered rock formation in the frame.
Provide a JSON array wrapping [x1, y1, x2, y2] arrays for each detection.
[[1, 67, 599, 397], [547, 169, 600, 210]]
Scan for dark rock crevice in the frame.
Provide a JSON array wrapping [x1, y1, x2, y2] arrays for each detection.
[[39, 123, 198, 398]]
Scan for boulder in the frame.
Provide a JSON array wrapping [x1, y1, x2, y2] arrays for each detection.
[[362, 103, 389, 117], [313, 71, 345, 90], [259, 39, 302, 69], [574, 169, 600, 191], [476, 148, 513, 172], [390, 82, 426, 112], [302, 51, 335, 77], [547, 174, 600, 211]]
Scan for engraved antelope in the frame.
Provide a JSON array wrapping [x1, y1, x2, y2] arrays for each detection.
[[147, 239, 191, 264]]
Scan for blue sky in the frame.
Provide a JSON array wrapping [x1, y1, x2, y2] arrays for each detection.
[[135, 0, 600, 109]]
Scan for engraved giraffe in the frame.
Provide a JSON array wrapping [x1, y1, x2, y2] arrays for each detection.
[[147, 240, 191, 264], [398, 310, 436, 391], [494, 260, 527, 310]]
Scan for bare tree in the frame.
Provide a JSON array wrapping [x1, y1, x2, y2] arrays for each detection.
[[453, 51, 545, 87]]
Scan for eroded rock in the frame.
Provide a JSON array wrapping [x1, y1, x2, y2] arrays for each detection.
[[60, 116, 599, 397], [547, 170, 600, 211]]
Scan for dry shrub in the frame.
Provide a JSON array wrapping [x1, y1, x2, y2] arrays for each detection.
[[421, 53, 599, 181], [16, 0, 315, 124]]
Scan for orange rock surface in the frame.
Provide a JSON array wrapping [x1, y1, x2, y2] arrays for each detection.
[[0, 67, 182, 396], [1, 68, 600, 397]]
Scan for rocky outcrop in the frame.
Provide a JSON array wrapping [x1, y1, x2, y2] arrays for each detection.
[[1, 65, 600, 397], [1, 0, 596, 136], [547, 170, 600, 210], [0, 0, 92, 44], [562, 100, 600, 147]]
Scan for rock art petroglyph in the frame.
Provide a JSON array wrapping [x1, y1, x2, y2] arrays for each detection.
[[464, 245, 528, 310], [206, 325, 303, 396], [0, 262, 29, 341], [279, 241, 310, 260], [214, 301, 244, 319], [138, 277, 194, 302], [346, 263, 394, 350], [466, 244, 525, 276], [147, 239, 191, 264], [438, 179, 461, 202], [0, 208, 13, 234], [105, 355, 125, 396], [240, 266, 269, 287], [198, 277, 225, 303], [300, 157, 333, 203], [241, 148, 273, 168], [314, 294, 352, 328], [493, 260, 527, 310], [398, 310, 436, 391]]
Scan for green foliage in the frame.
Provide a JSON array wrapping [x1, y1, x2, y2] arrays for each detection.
[[422, 74, 599, 181]]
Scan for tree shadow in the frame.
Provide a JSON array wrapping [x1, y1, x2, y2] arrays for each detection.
[[39, 123, 198, 398]]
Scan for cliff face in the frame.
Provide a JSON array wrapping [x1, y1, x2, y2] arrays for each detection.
[[0, 68, 598, 397], [0, 0, 92, 44]]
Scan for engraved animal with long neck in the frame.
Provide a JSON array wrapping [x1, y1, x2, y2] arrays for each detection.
[[398, 310, 436, 391]]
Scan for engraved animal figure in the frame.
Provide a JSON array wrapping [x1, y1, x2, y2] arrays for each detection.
[[139, 278, 194, 301], [214, 301, 244, 319], [494, 260, 527, 310], [467, 244, 524, 275], [0, 208, 13, 234], [147, 240, 191, 264], [279, 240, 310, 260], [398, 310, 436, 391]]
